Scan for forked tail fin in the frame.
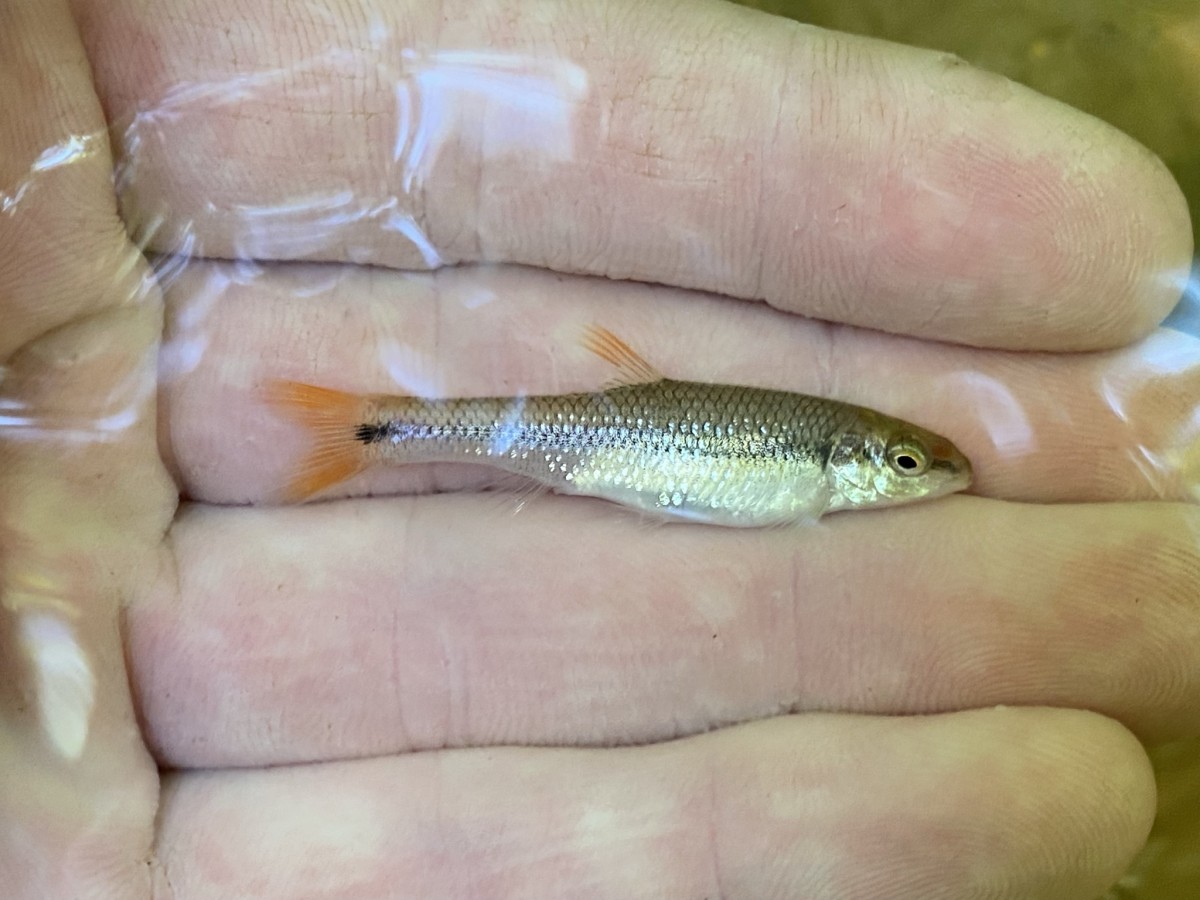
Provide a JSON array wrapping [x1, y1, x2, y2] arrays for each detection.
[[261, 380, 372, 503]]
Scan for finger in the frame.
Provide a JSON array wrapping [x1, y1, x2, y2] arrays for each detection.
[[153, 709, 1154, 900], [0, 309, 167, 898], [0, 0, 148, 360], [76, 0, 1191, 349], [159, 263, 1200, 506], [0, 1, 173, 897], [128, 492, 1198, 768]]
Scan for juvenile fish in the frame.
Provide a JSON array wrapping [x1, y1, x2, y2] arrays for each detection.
[[265, 327, 972, 525]]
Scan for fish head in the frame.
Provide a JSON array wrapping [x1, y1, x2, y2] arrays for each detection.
[[824, 412, 973, 512]]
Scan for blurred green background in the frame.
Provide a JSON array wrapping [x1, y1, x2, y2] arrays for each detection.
[[736, 2, 1199, 897]]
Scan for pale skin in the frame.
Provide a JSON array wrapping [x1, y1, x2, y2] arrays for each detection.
[[1, 0, 1198, 898]]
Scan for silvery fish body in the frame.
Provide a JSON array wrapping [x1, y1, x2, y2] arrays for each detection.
[[267, 327, 972, 524], [346, 379, 971, 526]]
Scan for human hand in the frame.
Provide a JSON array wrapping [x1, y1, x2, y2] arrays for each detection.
[[2, 1, 1196, 898]]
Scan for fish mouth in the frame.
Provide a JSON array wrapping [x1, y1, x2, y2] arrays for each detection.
[[931, 455, 973, 492], [919, 429, 973, 489]]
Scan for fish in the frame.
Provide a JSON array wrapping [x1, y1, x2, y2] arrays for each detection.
[[263, 326, 972, 525]]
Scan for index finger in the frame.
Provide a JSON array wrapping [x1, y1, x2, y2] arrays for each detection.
[[75, 0, 1192, 350]]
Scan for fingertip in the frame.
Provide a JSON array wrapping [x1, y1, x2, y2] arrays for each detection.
[[785, 37, 1194, 350], [959, 707, 1156, 899], [1067, 130, 1194, 350], [1078, 710, 1158, 850], [701, 709, 1156, 900]]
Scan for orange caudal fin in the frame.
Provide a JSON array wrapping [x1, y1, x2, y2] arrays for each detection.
[[261, 380, 373, 503], [580, 324, 664, 386]]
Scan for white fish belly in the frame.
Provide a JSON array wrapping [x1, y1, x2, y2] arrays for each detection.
[[518, 445, 831, 526]]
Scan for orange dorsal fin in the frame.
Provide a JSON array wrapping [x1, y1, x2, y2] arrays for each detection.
[[580, 325, 663, 387], [261, 380, 372, 503]]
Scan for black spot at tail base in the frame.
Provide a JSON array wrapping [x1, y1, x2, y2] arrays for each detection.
[[355, 422, 386, 444]]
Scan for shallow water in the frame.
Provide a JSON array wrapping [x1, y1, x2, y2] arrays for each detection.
[[2, 1, 1196, 896]]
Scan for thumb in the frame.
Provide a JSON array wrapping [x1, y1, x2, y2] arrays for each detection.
[[0, 0, 174, 896]]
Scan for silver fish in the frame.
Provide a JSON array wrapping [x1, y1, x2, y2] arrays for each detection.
[[266, 326, 972, 525]]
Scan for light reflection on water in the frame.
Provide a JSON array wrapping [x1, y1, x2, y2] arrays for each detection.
[[1163, 260, 1200, 339]]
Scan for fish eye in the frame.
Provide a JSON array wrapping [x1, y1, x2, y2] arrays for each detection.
[[887, 441, 929, 476]]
